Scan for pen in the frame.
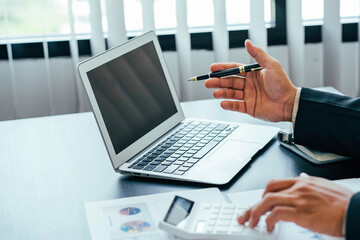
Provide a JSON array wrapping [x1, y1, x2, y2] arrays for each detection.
[[188, 63, 262, 81]]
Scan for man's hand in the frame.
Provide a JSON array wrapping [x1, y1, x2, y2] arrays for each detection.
[[237, 174, 354, 236], [205, 40, 297, 122]]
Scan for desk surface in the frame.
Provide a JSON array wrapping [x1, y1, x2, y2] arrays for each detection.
[[1, 98, 360, 240]]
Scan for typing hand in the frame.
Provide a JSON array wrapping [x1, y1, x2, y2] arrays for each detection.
[[237, 174, 354, 236], [205, 40, 297, 122]]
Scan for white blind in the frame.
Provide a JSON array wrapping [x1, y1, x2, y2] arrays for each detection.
[[0, 0, 272, 118], [68, 0, 84, 112], [142, 0, 155, 32], [3, 37, 18, 119], [286, 0, 305, 86], [175, 0, 193, 101], [2, 43, 17, 119], [1, 3, 18, 119], [106, 0, 127, 48], [323, 0, 341, 89], [89, 0, 106, 55], [213, 0, 229, 62], [2, 0, 359, 121], [249, 0, 267, 53], [40, 0, 54, 116]]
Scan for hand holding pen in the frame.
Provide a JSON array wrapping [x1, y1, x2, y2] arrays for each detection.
[[203, 39, 297, 122], [188, 63, 262, 81]]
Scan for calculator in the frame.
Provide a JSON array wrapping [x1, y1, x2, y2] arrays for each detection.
[[158, 196, 277, 240]]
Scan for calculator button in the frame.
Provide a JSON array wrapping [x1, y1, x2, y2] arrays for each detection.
[[236, 207, 247, 213], [253, 226, 261, 232], [218, 220, 231, 226], [230, 225, 245, 234], [221, 209, 234, 215], [236, 210, 246, 216], [207, 220, 216, 226], [244, 227, 261, 236], [195, 221, 206, 233], [205, 226, 214, 233], [259, 227, 268, 234], [215, 226, 229, 233], [258, 217, 268, 234], [223, 204, 236, 209], [202, 204, 211, 209], [212, 209, 220, 214], [219, 215, 233, 221], [212, 204, 221, 209]]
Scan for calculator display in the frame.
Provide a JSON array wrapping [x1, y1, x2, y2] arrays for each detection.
[[164, 196, 194, 226]]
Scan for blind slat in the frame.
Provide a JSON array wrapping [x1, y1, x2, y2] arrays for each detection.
[[142, 0, 155, 32], [3, 2, 18, 119], [323, 0, 341, 89], [40, 0, 54, 115], [5, 43, 17, 118], [249, 0, 267, 53], [213, 0, 228, 62], [175, 0, 192, 101], [67, 0, 83, 112], [286, 0, 305, 86], [41, 40, 53, 115], [106, 0, 127, 48], [89, 0, 106, 55]]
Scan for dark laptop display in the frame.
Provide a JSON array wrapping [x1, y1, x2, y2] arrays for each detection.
[[87, 41, 177, 154]]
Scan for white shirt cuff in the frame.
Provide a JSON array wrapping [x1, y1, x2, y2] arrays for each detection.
[[292, 88, 302, 128]]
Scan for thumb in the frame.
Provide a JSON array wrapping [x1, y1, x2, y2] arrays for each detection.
[[245, 39, 272, 68]]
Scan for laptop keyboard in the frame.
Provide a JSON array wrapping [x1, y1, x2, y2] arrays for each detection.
[[128, 121, 238, 175]]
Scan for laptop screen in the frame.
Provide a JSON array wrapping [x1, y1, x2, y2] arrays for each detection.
[[87, 41, 178, 154]]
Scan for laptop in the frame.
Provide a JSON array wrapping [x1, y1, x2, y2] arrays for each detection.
[[78, 31, 279, 185]]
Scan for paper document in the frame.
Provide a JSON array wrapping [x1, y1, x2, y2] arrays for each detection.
[[85, 188, 226, 240], [334, 178, 360, 192]]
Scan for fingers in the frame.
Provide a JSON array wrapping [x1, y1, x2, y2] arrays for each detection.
[[220, 101, 246, 113], [248, 193, 295, 228], [266, 206, 297, 232], [205, 76, 246, 113], [205, 77, 245, 89], [210, 62, 246, 77], [262, 178, 298, 197], [237, 209, 251, 224], [210, 62, 240, 72], [245, 39, 273, 68], [213, 89, 244, 100], [237, 193, 295, 229]]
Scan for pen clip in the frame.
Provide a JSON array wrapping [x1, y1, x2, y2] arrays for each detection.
[[251, 66, 262, 71]]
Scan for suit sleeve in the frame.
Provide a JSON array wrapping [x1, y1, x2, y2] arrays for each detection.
[[346, 192, 360, 240], [294, 88, 360, 158]]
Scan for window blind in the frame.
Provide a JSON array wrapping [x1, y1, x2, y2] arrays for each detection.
[[323, 0, 341, 89], [1, 0, 359, 121]]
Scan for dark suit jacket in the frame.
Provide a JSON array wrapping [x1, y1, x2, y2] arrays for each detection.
[[294, 88, 360, 158], [294, 88, 360, 240]]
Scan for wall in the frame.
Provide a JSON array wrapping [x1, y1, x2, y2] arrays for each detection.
[[0, 42, 358, 121]]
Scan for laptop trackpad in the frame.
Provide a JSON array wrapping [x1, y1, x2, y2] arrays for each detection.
[[208, 140, 260, 163]]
